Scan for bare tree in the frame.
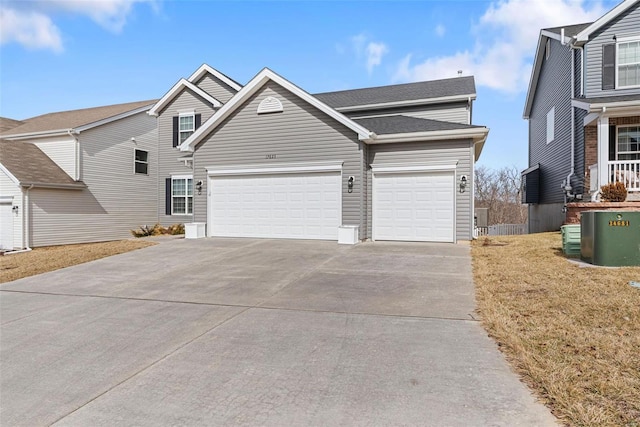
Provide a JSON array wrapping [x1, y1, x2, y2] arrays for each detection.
[[474, 165, 527, 225]]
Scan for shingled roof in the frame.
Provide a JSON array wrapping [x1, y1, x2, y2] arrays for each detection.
[[2, 100, 157, 137], [544, 22, 592, 37], [353, 115, 483, 135], [314, 76, 476, 109], [0, 140, 85, 188], [0, 118, 24, 134]]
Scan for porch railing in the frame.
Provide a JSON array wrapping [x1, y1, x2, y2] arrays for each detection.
[[608, 160, 640, 192]]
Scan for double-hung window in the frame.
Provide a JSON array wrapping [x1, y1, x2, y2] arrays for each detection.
[[617, 37, 640, 88], [172, 175, 193, 215], [134, 149, 148, 174], [179, 113, 195, 144], [617, 126, 640, 160]]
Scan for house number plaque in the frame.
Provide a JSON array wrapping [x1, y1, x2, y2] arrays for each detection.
[[265, 154, 277, 159]]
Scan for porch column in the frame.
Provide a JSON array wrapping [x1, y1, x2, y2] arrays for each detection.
[[597, 115, 609, 189]]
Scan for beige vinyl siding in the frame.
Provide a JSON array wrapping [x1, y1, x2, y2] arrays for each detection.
[[33, 137, 78, 180], [29, 112, 158, 247], [0, 170, 23, 249], [346, 102, 471, 124], [156, 88, 218, 225], [584, 3, 640, 97], [194, 74, 238, 104], [367, 139, 474, 242], [192, 81, 363, 233]]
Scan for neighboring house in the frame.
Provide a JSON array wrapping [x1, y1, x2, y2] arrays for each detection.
[[0, 101, 158, 250], [523, 0, 640, 232], [174, 67, 488, 243]]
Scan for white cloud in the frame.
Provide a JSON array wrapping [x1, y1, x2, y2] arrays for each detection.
[[347, 33, 389, 74], [0, 8, 63, 52], [0, 0, 157, 52], [365, 42, 389, 74], [393, 0, 609, 93], [435, 24, 446, 38]]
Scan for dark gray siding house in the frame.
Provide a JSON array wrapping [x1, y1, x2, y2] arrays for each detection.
[[523, 0, 640, 233], [178, 68, 488, 243]]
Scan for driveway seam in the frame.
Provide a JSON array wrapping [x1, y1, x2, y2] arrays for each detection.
[[48, 304, 253, 426], [0, 289, 479, 323]]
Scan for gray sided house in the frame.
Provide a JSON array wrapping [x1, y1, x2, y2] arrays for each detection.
[[174, 67, 488, 243], [0, 101, 158, 250], [524, 0, 640, 232]]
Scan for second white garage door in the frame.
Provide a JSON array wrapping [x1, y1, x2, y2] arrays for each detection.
[[374, 171, 455, 242], [210, 172, 340, 240]]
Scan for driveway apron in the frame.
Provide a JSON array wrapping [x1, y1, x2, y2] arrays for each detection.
[[0, 238, 557, 426]]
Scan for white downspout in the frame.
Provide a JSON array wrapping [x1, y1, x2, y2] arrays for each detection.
[[67, 129, 80, 180], [23, 184, 34, 250], [566, 46, 576, 194]]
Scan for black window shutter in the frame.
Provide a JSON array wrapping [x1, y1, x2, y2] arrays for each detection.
[[195, 114, 202, 129], [602, 44, 616, 90], [172, 116, 179, 147], [609, 125, 616, 161], [165, 178, 172, 215]]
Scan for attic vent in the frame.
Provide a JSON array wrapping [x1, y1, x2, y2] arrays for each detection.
[[257, 96, 283, 114]]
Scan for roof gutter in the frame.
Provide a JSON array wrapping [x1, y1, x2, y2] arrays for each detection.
[[3, 129, 76, 140], [20, 182, 86, 190], [335, 94, 477, 113], [368, 127, 488, 144]]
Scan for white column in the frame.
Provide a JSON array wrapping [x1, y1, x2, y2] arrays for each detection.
[[597, 115, 609, 189]]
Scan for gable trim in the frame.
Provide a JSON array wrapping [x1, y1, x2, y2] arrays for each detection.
[[575, 0, 638, 43], [179, 68, 375, 152], [148, 79, 222, 117], [74, 104, 153, 132], [523, 33, 549, 119], [188, 64, 243, 91], [0, 163, 20, 186]]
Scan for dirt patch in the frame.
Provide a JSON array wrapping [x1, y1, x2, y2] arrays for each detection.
[[0, 240, 156, 284], [472, 233, 640, 427]]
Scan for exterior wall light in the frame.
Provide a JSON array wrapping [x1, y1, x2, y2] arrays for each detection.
[[347, 176, 354, 193], [195, 180, 203, 195], [12, 205, 19, 214], [459, 175, 467, 193]]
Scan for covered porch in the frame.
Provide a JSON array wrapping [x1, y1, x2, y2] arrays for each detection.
[[573, 95, 640, 201]]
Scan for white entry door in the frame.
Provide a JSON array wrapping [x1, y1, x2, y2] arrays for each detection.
[[0, 201, 14, 250], [374, 171, 455, 242], [210, 171, 341, 240]]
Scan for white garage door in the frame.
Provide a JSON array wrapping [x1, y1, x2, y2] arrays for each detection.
[[210, 172, 340, 240], [374, 171, 454, 242], [0, 201, 13, 250]]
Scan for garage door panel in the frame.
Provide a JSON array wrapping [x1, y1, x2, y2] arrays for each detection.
[[211, 172, 340, 240], [374, 172, 454, 243]]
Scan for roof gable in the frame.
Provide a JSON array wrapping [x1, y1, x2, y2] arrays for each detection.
[[188, 64, 243, 91], [2, 100, 156, 138], [148, 78, 222, 116], [179, 68, 374, 152], [0, 140, 85, 188], [575, 0, 639, 43]]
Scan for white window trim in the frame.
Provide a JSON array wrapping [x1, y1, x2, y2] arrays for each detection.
[[546, 107, 555, 144], [134, 148, 148, 175], [616, 124, 640, 159], [178, 112, 195, 145], [616, 35, 640, 89], [171, 174, 193, 216]]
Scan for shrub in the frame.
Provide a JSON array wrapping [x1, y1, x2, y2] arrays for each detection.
[[600, 182, 627, 202], [131, 223, 185, 237]]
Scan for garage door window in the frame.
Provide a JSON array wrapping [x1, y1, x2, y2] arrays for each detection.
[[172, 176, 193, 215]]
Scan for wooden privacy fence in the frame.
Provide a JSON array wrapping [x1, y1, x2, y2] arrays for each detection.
[[474, 223, 527, 237]]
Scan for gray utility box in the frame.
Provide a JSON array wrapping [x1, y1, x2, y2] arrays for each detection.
[[581, 210, 640, 266]]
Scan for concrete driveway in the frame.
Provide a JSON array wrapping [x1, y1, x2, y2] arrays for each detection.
[[0, 238, 556, 426]]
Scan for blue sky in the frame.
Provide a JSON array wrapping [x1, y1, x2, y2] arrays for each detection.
[[0, 0, 620, 170]]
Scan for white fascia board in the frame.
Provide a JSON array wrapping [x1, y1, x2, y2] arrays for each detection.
[[336, 94, 476, 113], [180, 68, 375, 152], [22, 182, 86, 190], [2, 129, 73, 140], [575, 0, 637, 42], [540, 29, 572, 45], [572, 98, 640, 113], [370, 161, 457, 174], [206, 161, 344, 176], [187, 64, 243, 91], [74, 104, 154, 133], [368, 127, 489, 144], [148, 79, 222, 117], [583, 112, 601, 126], [523, 34, 547, 119], [0, 163, 20, 186]]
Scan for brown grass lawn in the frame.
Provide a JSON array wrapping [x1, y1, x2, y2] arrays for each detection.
[[0, 240, 156, 284], [472, 232, 640, 427]]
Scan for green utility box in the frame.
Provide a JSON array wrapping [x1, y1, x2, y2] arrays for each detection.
[[561, 224, 581, 256], [581, 210, 640, 266]]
